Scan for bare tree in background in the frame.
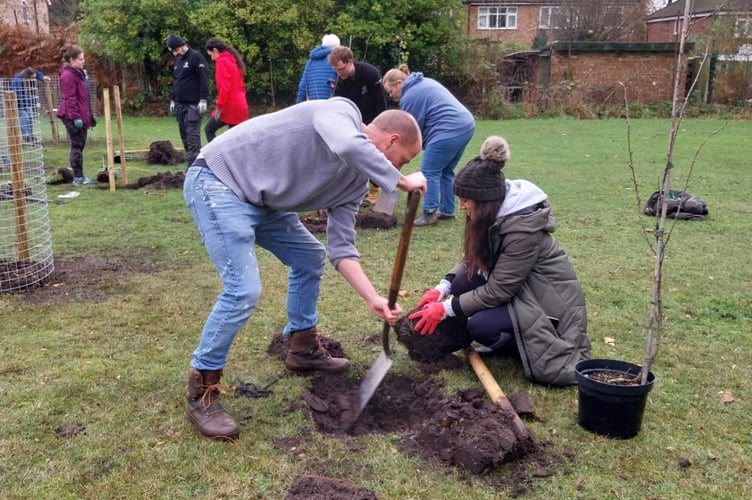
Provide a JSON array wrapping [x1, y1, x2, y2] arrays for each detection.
[[48, 0, 78, 28], [550, 0, 651, 42]]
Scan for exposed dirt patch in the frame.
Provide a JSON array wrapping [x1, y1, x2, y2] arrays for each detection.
[[20, 255, 158, 305], [300, 210, 398, 233], [267, 332, 572, 496], [285, 476, 378, 500]]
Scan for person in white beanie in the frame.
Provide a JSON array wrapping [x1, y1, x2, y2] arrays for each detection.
[[295, 33, 340, 103]]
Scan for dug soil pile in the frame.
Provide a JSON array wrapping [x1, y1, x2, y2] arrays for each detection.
[[269, 332, 568, 497]]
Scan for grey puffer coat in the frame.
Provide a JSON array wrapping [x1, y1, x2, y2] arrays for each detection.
[[449, 197, 590, 386]]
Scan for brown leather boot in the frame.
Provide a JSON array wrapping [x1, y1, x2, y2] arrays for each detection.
[[285, 327, 350, 374], [186, 369, 239, 440]]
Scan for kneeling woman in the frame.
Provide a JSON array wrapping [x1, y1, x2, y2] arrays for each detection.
[[409, 136, 590, 386]]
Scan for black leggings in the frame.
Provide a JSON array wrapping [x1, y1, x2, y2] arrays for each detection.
[[451, 272, 514, 348], [61, 119, 88, 178]]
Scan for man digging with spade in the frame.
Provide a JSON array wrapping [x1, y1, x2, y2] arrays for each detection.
[[183, 97, 426, 440]]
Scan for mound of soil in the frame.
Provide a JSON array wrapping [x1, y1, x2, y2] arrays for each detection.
[[394, 310, 473, 363], [304, 374, 533, 472], [147, 140, 185, 165], [122, 170, 186, 190], [300, 210, 398, 234], [265, 328, 572, 496]]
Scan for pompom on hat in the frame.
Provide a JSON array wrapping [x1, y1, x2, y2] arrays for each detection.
[[453, 136, 511, 202], [166, 34, 187, 51], [321, 34, 340, 47]]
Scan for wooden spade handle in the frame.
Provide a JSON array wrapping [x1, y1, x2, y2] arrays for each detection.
[[382, 191, 421, 355]]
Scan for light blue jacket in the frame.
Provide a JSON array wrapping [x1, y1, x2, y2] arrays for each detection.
[[400, 72, 475, 148]]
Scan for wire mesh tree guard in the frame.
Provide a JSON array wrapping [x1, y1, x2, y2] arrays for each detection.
[[0, 81, 54, 293]]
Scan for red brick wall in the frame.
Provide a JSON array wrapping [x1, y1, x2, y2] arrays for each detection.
[[465, 5, 545, 46], [549, 50, 684, 103], [646, 18, 714, 43]]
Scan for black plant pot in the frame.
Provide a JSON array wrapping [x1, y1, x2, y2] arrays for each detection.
[[575, 359, 655, 439]]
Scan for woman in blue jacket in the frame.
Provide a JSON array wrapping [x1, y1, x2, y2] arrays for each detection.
[[383, 64, 475, 226]]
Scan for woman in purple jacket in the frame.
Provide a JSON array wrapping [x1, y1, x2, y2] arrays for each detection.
[[57, 46, 97, 185]]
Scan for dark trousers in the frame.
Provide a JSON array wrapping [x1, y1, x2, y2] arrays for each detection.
[[204, 116, 236, 143], [61, 118, 88, 178], [176, 103, 202, 166], [451, 272, 514, 348]]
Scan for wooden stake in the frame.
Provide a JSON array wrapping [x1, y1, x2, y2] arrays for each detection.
[[3, 91, 30, 260], [44, 79, 59, 144], [113, 85, 128, 185], [103, 88, 116, 192]]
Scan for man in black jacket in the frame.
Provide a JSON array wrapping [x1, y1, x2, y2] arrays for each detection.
[[328, 45, 387, 205], [167, 34, 209, 167]]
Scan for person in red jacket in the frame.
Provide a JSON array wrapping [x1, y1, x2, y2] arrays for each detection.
[[56, 45, 97, 185], [203, 37, 249, 142]]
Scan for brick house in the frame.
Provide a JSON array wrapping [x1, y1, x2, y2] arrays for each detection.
[[646, 0, 752, 102], [0, 0, 50, 34], [462, 0, 645, 47], [646, 0, 752, 44], [459, 2, 694, 105]]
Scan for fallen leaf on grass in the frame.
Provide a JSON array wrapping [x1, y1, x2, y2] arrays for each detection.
[[398, 289, 409, 297], [603, 336, 616, 346], [719, 391, 736, 404]]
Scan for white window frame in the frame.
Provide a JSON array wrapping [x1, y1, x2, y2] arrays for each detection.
[[22, 0, 30, 26], [539, 6, 560, 29], [478, 6, 518, 30], [735, 18, 752, 38]]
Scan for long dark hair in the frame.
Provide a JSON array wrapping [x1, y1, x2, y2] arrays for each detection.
[[205, 37, 246, 74], [462, 199, 503, 279]]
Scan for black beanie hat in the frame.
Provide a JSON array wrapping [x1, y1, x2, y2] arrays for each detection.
[[166, 34, 186, 51], [453, 136, 510, 201]]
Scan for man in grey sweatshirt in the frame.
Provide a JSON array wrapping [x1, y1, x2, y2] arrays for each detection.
[[183, 97, 425, 440]]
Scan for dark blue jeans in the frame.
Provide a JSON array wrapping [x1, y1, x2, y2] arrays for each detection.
[[451, 271, 514, 349]]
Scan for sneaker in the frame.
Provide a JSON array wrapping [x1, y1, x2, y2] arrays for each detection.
[[72, 176, 97, 185], [437, 213, 456, 220], [414, 210, 438, 227]]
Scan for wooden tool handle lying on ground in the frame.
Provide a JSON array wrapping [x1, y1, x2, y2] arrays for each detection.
[[464, 346, 530, 439]]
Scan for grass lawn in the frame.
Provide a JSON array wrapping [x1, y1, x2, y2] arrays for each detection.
[[1, 114, 750, 498]]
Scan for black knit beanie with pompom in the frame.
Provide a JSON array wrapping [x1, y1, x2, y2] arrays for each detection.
[[453, 136, 510, 201]]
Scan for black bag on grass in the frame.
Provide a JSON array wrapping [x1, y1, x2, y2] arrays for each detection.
[[644, 189, 708, 221]]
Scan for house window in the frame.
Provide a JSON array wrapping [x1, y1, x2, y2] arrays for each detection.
[[539, 6, 560, 29], [22, 0, 30, 26], [478, 6, 517, 30], [735, 18, 752, 38]]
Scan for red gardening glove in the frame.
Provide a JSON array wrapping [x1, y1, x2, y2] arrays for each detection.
[[416, 288, 442, 308], [408, 302, 446, 336]]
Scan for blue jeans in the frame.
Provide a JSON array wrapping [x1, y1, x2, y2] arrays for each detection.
[[420, 127, 475, 215], [183, 164, 326, 371], [18, 107, 34, 137]]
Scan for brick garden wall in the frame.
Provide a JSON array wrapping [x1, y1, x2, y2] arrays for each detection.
[[549, 49, 684, 103]]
